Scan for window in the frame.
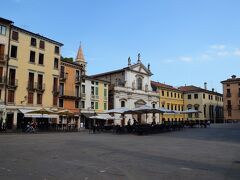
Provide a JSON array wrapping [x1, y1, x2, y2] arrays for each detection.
[[91, 102, 94, 109], [38, 53, 44, 65], [227, 110, 231, 117], [188, 94, 191, 99], [167, 104, 170, 109], [194, 94, 198, 99], [37, 93, 42, 104], [95, 102, 99, 109], [95, 87, 99, 96], [121, 101, 125, 107], [75, 100, 79, 108], [162, 90, 164, 96], [53, 77, 58, 92], [152, 104, 156, 108], [227, 84, 230, 87], [171, 92, 173, 97], [208, 95, 211, 99], [104, 89, 107, 97], [28, 92, 34, 104], [59, 99, 64, 107], [81, 101, 85, 109], [39, 40, 45, 49], [7, 90, 15, 103], [75, 86, 79, 97], [203, 93, 205, 99], [31, 37, 37, 47], [0, 25, 6, 35], [55, 46, 59, 54], [167, 92, 169, 97], [12, 31, 18, 41], [91, 87, 94, 95], [95, 81, 99, 86], [53, 95, 58, 106], [28, 72, 34, 90], [137, 77, 142, 90], [104, 102, 107, 110], [29, 51, 35, 63], [174, 93, 176, 98], [82, 84, 85, 94], [178, 94, 180, 98], [104, 84, 107, 87], [10, 45, 17, 58], [59, 83, 64, 96]]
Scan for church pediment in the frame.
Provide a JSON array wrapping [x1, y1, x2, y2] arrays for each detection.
[[128, 63, 153, 76]]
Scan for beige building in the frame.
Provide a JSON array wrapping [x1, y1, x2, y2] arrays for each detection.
[[179, 84, 224, 123], [0, 18, 13, 119], [0, 17, 63, 130], [221, 75, 240, 122]]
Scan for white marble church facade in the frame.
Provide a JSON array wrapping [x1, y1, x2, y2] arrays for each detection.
[[91, 54, 160, 124]]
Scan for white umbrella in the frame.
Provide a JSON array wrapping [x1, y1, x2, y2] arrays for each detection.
[[104, 107, 130, 114], [180, 109, 202, 114], [125, 105, 164, 114]]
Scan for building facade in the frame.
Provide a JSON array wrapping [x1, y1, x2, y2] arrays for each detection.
[[0, 18, 13, 121], [221, 75, 240, 122], [0, 17, 63, 130], [91, 55, 160, 125], [151, 81, 184, 121], [179, 84, 224, 123]]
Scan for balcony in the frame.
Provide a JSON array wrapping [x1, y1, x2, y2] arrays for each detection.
[[226, 105, 232, 110], [226, 92, 231, 97], [35, 82, 45, 92], [52, 86, 60, 95], [7, 79, 18, 89], [59, 72, 68, 81], [91, 95, 99, 100], [0, 54, 7, 63], [0, 76, 5, 85], [75, 76, 81, 83], [27, 82, 35, 91], [59, 90, 82, 100]]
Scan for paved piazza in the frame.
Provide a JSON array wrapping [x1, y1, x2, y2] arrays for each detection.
[[0, 124, 240, 180]]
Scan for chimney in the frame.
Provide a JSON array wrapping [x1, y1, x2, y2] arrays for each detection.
[[204, 82, 207, 90], [148, 63, 150, 71], [212, 88, 214, 92], [231, 75, 236, 79]]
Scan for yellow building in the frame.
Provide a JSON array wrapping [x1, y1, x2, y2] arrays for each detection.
[[2, 18, 63, 130], [151, 81, 184, 122]]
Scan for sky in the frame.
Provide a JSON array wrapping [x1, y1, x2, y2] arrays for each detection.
[[1, 0, 240, 93]]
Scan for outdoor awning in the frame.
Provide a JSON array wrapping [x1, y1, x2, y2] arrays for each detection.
[[18, 108, 58, 118], [81, 113, 95, 118]]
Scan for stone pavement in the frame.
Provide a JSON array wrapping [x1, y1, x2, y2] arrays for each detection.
[[0, 123, 239, 180]]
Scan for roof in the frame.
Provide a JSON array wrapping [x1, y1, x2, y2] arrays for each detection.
[[151, 81, 181, 92], [61, 59, 83, 68], [0, 17, 13, 24], [76, 45, 85, 62], [91, 61, 152, 78], [178, 85, 222, 96], [221, 77, 240, 83], [12, 25, 63, 46]]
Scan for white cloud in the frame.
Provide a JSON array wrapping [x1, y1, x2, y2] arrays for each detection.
[[234, 49, 240, 56], [179, 56, 192, 62], [210, 44, 226, 50], [200, 53, 211, 60], [216, 51, 229, 57]]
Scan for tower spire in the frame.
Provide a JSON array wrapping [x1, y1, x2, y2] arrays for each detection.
[[75, 42, 87, 71], [76, 43, 85, 62]]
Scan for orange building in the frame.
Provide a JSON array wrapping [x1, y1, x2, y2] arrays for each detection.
[[59, 46, 86, 128]]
